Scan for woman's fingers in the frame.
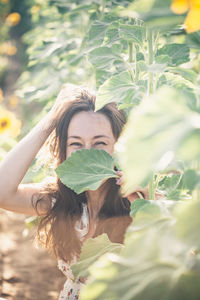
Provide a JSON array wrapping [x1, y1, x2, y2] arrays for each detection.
[[115, 170, 123, 185], [115, 170, 165, 201], [50, 83, 80, 118], [115, 171, 149, 201]]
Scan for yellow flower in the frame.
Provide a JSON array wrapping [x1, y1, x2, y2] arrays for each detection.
[[9, 95, 19, 109], [6, 12, 21, 26], [171, 0, 200, 33], [0, 89, 3, 103], [1, 0, 9, 3], [171, 0, 189, 14], [0, 108, 21, 137]]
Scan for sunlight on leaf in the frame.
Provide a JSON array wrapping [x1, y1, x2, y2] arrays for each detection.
[[55, 148, 117, 194], [71, 234, 122, 279]]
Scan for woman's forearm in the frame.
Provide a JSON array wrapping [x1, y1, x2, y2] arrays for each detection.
[[0, 111, 56, 200]]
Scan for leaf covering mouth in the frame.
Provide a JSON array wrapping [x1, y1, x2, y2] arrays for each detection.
[[55, 148, 118, 194]]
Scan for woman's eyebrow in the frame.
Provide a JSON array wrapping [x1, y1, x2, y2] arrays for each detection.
[[68, 135, 81, 139], [68, 135, 110, 139], [93, 135, 110, 139]]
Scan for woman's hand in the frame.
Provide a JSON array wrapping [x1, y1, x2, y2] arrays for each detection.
[[116, 171, 163, 202], [116, 171, 148, 202], [50, 83, 80, 120]]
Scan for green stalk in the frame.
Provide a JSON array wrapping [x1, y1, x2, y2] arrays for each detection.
[[127, 42, 135, 81], [147, 28, 154, 96], [128, 41, 133, 63], [134, 45, 139, 82], [192, 160, 200, 201], [149, 175, 155, 200], [100, 0, 106, 19], [147, 28, 155, 200]]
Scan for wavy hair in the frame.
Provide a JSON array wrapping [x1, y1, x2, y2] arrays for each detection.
[[32, 86, 131, 263]]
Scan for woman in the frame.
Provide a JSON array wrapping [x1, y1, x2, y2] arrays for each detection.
[[0, 84, 148, 299]]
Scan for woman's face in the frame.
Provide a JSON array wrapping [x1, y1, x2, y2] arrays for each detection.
[[66, 111, 116, 158]]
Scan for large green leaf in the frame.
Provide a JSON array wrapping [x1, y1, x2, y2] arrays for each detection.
[[55, 148, 117, 194], [115, 86, 200, 195], [88, 46, 122, 70], [86, 20, 109, 47], [120, 0, 185, 31], [156, 44, 190, 67], [167, 67, 198, 83], [104, 21, 120, 45], [95, 71, 143, 111], [130, 199, 149, 216], [81, 207, 200, 300], [71, 234, 123, 279], [175, 198, 200, 248], [119, 24, 146, 47]]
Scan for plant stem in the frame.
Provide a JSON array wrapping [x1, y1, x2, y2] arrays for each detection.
[[126, 42, 135, 81], [147, 28, 154, 96], [100, 0, 106, 19], [134, 45, 139, 81], [192, 160, 200, 201], [147, 28, 155, 199], [128, 42, 133, 63], [149, 175, 155, 200]]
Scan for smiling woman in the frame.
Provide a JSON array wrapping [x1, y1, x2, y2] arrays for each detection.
[[66, 111, 116, 157], [0, 84, 140, 300]]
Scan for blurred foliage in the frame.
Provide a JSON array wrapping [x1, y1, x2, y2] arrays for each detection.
[[81, 197, 200, 300], [0, 0, 32, 161], [1, 0, 200, 298]]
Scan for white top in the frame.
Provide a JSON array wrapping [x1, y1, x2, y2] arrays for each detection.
[[57, 203, 89, 300]]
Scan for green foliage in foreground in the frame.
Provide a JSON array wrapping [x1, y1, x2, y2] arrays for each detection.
[[16, 0, 200, 299], [116, 86, 200, 195], [71, 234, 123, 279], [55, 148, 117, 194], [79, 198, 200, 300]]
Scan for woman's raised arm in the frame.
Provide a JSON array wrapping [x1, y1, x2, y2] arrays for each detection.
[[0, 111, 57, 215], [0, 84, 87, 215]]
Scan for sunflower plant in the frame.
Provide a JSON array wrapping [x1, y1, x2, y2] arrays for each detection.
[[11, 0, 200, 298], [0, 107, 21, 137]]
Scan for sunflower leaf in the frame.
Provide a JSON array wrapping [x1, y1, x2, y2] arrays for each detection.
[[55, 148, 117, 194], [71, 233, 123, 279]]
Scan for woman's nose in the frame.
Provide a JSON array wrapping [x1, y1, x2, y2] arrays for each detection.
[[84, 143, 92, 149]]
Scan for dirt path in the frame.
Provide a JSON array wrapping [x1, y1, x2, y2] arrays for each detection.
[[0, 210, 64, 300]]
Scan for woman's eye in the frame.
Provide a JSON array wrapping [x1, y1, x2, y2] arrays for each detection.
[[94, 142, 107, 146], [69, 142, 82, 147]]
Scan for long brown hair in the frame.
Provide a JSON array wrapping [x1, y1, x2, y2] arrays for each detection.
[[33, 87, 131, 263]]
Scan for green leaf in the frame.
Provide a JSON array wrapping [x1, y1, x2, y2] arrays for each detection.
[[119, 24, 146, 47], [95, 71, 143, 111], [156, 44, 190, 67], [156, 73, 197, 111], [175, 198, 200, 248], [167, 67, 198, 83], [88, 46, 121, 70], [155, 54, 172, 65], [186, 31, 200, 50], [104, 21, 120, 45], [130, 199, 149, 216], [116, 86, 200, 194], [120, 0, 185, 31], [158, 174, 182, 195], [81, 209, 200, 300], [55, 149, 117, 194], [179, 169, 200, 192], [71, 233, 123, 279], [86, 20, 109, 46]]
